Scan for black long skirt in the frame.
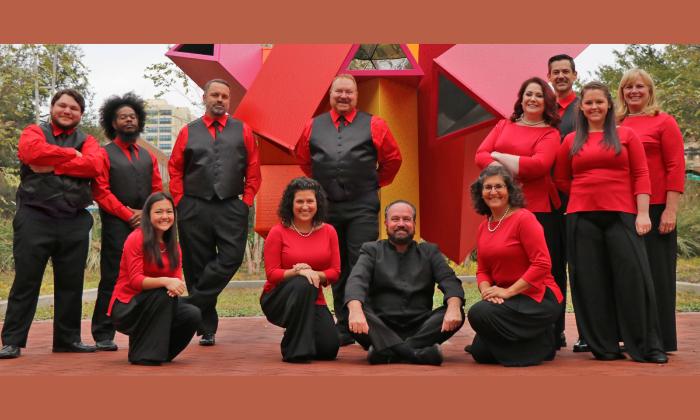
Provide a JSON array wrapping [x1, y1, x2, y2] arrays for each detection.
[[260, 276, 340, 362], [566, 211, 664, 362], [467, 288, 560, 367], [644, 204, 677, 351], [111, 289, 201, 364]]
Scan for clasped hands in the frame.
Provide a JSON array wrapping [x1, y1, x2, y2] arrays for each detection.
[[480, 285, 512, 304], [164, 277, 186, 298], [293, 263, 322, 288]]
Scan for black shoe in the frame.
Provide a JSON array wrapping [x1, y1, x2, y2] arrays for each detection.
[[620, 344, 627, 353], [572, 338, 591, 353], [95, 340, 118, 352], [594, 352, 626, 361], [199, 333, 215, 346], [367, 345, 394, 365], [413, 344, 443, 366], [464, 344, 472, 354], [338, 333, 355, 347], [644, 351, 668, 364], [52, 342, 97, 353], [557, 333, 567, 349], [0, 344, 21, 359], [130, 359, 162, 366]]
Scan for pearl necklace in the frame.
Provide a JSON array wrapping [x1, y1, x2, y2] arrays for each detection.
[[627, 111, 645, 116], [487, 206, 511, 232], [291, 222, 314, 238], [518, 117, 545, 126]]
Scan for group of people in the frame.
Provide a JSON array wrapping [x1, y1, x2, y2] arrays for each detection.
[[0, 52, 684, 368]]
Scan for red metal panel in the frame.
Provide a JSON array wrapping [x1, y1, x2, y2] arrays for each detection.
[[233, 44, 353, 151], [434, 44, 588, 118], [254, 164, 305, 238]]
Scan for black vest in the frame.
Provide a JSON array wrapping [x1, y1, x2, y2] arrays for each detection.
[[183, 117, 247, 200], [17, 123, 93, 218], [559, 96, 579, 140], [104, 141, 153, 210], [309, 111, 378, 202]]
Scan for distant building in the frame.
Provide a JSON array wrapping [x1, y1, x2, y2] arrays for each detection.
[[144, 99, 194, 155]]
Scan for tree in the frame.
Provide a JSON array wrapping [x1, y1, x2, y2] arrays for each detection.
[[592, 44, 700, 140]]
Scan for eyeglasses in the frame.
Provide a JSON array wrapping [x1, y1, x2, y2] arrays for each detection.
[[483, 184, 506, 191]]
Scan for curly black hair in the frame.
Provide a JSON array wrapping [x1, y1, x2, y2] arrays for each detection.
[[277, 177, 328, 227], [470, 165, 526, 216], [99, 92, 146, 140]]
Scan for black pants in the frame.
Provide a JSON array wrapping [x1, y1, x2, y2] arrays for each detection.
[[567, 211, 664, 362], [91, 212, 132, 342], [260, 276, 339, 362], [644, 204, 677, 352], [177, 196, 248, 335], [534, 211, 567, 339], [111, 289, 201, 363], [327, 190, 379, 335], [351, 304, 465, 353], [2, 208, 92, 348], [467, 288, 560, 366]]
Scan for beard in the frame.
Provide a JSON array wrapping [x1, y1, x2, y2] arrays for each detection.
[[117, 130, 140, 143], [388, 228, 414, 246]]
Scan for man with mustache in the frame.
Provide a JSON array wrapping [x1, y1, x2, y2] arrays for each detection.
[[344, 200, 465, 365], [90, 93, 163, 352], [295, 74, 402, 346], [168, 79, 261, 346], [1, 89, 102, 359]]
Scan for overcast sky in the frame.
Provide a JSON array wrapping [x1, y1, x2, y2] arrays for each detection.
[[80, 44, 628, 115]]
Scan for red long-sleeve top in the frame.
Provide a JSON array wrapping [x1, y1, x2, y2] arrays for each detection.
[[476, 209, 563, 303], [620, 113, 685, 205], [475, 119, 561, 212], [554, 126, 651, 214], [168, 114, 261, 206], [262, 223, 340, 306], [294, 108, 402, 188], [107, 228, 182, 315], [91, 138, 163, 222], [18, 123, 101, 178]]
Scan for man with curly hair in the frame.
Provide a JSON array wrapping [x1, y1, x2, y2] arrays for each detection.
[[90, 92, 163, 351], [1, 89, 102, 359]]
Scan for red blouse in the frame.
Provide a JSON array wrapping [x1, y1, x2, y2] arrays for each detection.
[[620, 113, 685, 205], [476, 209, 563, 303], [107, 229, 182, 315], [475, 119, 561, 212], [554, 126, 651, 214], [262, 223, 340, 305]]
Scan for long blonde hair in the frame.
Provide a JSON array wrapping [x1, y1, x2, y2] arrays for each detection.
[[616, 68, 661, 122]]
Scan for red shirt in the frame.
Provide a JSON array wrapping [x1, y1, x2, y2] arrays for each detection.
[[294, 108, 402, 188], [262, 223, 340, 305], [168, 114, 261, 206], [476, 209, 563, 303], [475, 119, 561, 212], [91, 138, 163, 222], [107, 228, 182, 315], [18, 123, 102, 178], [620, 113, 685, 205], [556, 91, 578, 117], [554, 126, 651, 214]]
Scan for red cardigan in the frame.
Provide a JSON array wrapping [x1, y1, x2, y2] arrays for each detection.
[[262, 223, 340, 305], [107, 229, 182, 315], [476, 119, 561, 212], [554, 126, 651, 214], [620, 113, 685, 205], [476, 209, 563, 303]]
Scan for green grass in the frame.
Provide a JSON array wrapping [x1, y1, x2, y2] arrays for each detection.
[[677, 257, 700, 283]]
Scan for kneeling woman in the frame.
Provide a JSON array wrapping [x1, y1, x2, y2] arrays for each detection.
[[261, 177, 341, 363], [467, 166, 563, 367], [108, 192, 201, 366]]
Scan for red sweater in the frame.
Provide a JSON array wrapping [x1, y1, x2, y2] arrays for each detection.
[[554, 126, 651, 214], [107, 229, 182, 315], [475, 120, 561, 212], [476, 209, 563, 303], [295, 108, 402, 188], [620, 113, 685, 205], [262, 223, 340, 305]]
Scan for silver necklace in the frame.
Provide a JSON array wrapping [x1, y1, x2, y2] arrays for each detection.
[[518, 117, 545, 126], [627, 111, 645, 116], [487, 206, 511, 232], [291, 222, 314, 237]]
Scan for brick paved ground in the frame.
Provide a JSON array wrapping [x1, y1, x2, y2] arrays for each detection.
[[1, 313, 698, 376]]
